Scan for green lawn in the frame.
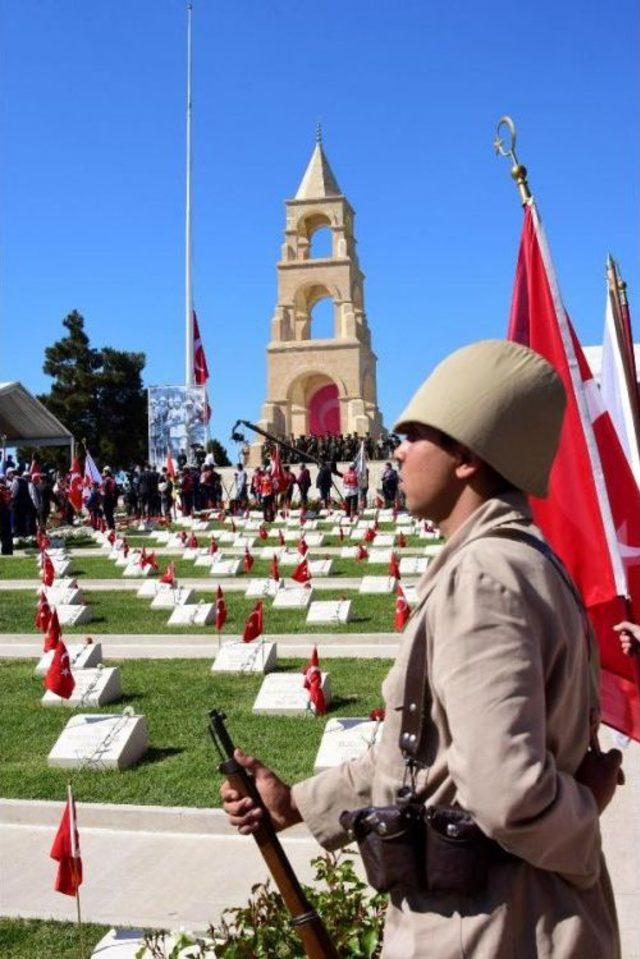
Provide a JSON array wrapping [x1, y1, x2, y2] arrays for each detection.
[[0, 657, 390, 807], [0, 553, 418, 581], [0, 918, 109, 959], [0, 588, 399, 634]]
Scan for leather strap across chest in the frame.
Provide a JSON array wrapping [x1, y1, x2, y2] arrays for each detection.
[[399, 525, 588, 764]]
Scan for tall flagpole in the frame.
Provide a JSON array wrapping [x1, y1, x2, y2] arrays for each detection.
[[185, 1, 194, 386]]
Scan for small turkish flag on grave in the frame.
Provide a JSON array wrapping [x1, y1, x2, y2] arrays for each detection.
[[243, 547, 254, 573], [363, 528, 376, 543], [259, 526, 268, 540], [298, 537, 308, 557], [356, 544, 368, 561], [215, 586, 227, 631], [243, 601, 263, 642], [107, 530, 116, 545], [209, 536, 218, 555], [389, 552, 401, 580], [44, 608, 62, 652], [45, 639, 75, 699], [188, 534, 199, 549], [395, 585, 411, 631], [160, 562, 176, 586], [292, 558, 311, 584], [141, 550, 158, 571], [278, 529, 285, 547], [302, 646, 327, 715], [42, 553, 55, 587], [50, 785, 82, 896], [35, 592, 52, 632], [270, 555, 280, 581], [396, 531, 407, 548]]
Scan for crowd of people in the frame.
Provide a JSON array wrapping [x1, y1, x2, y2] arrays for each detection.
[[261, 431, 401, 466], [0, 452, 403, 553]]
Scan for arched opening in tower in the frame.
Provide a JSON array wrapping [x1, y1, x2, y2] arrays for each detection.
[[308, 382, 340, 436]]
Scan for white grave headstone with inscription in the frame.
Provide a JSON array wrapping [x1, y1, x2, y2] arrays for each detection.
[[123, 563, 153, 578], [272, 587, 314, 609], [423, 543, 444, 557], [211, 641, 277, 674], [373, 534, 395, 547], [245, 578, 282, 598], [314, 717, 384, 772], [367, 549, 393, 564], [194, 554, 216, 567], [209, 559, 241, 577], [36, 641, 103, 677], [399, 557, 429, 576], [340, 546, 359, 558], [253, 672, 332, 716], [42, 666, 122, 708], [307, 600, 352, 624], [48, 712, 148, 770], [44, 586, 84, 606], [150, 586, 196, 609], [359, 576, 396, 594], [167, 603, 215, 626], [307, 559, 333, 577], [53, 604, 93, 626]]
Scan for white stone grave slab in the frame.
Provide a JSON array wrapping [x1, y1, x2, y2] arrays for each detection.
[[54, 604, 93, 626], [253, 671, 332, 716], [194, 553, 216, 567], [307, 559, 333, 576], [167, 603, 215, 626], [337, 548, 358, 563], [245, 578, 282, 598], [115, 551, 139, 568], [50, 559, 73, 577], [218, 531, 236, 544], [399, 557, 429, 575], [330, 526, 348, 536], [150, 531, 171, 543], [209, 559, 241, 577], [378, 509, 395, 520], [123, 563, 153, 578], [314, 717, 384, 772], [282, 530, 303, 542], [279, 550, 304, 567], [373, 534, 395, 547], [211, 641, 277, 674], [423, 543, 444, 557], [44, 585, 84, 606], [396, 514, 414, 525], [150, 586, 196, 609], [42, 666, 122, 708], [38, 548, 69, 561], [259, 546, 286, 560], [272, 587, 314, 609], [307, 600, 352, 624], [166, 534, 185, 548], [359, 576, 396, 594], [181, 547, 201, 560], [298, 519, 319, 530], [48, 712, 148, 771], [301, 532, 324, 546], [35, 641, 103, 677], [233, 535, 256, 548], [191, 520, 209, 531], [136, 580, 165, 598], [244, 519, 264, 531], [35, 576, 77, 594], [404, 585, 419, 606], [367, 548, 393, 564]]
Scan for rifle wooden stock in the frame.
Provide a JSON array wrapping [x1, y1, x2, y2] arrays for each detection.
[[219, 756, 339, 959]]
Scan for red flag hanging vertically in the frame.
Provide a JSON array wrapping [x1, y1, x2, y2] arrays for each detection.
[[302, 645, 327, 715], [291, 558, 311, 585], [44, 609, 62, 653], [243, 601, 263, 643], [243, 547, 254, 573], [215, 585, 227, 631], [41, 553, 55, 588], [45, 640, 75, 699], [159, 562, 177, 587], [270, 445, 286, 493], [508, 201, 640, 740], [270, 554, 280, 581], [50, 786, 82, 896], [395, 584, 411, 632], [193, 309, 209, 385], [36, 592, 52, 632], [388, 551, 401, 581]]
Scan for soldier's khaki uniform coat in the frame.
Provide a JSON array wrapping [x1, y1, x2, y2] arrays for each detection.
[[292, 494, 620, 958]]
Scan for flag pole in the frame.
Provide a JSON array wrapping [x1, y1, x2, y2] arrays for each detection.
[[68, 783, 86, 959], [184, 1, 194, 386]]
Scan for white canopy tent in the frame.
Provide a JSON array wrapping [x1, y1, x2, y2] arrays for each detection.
[[0, 381, 73, 451]]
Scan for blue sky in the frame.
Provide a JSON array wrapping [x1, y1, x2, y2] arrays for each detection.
[[1, 0, 637, 453]]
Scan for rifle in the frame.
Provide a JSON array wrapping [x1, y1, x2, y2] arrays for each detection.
[[208, 709, 339, 959]]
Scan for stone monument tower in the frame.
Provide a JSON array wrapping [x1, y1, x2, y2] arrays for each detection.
[[251, 132, 383, 464]]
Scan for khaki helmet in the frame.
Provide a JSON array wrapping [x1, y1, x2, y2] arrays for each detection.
[[393, 339, 566, 498]]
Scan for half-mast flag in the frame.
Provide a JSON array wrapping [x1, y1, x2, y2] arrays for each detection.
[[508, 202, 640, 740], [193, 309, 209, 385], [50, 785, 82, 896]]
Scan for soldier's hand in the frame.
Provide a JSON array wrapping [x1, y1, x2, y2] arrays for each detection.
[[220, 748, 302, 835], [613, 621, 640, 657], [575, 747, 624, 814]]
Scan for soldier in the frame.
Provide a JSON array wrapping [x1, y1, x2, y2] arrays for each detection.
[[221, 340, 622, 958]]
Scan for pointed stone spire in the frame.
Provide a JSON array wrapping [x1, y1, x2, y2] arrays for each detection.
[[295, 133, 342, 200]]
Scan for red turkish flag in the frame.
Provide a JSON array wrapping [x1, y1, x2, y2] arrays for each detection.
[[388, 552, 401, 581], [44, 608, 62, 652], [215, 585, 227, 631], [508, 202, 640, 740], [45, 640, 75, 699], [107, 530, 116, 546], [209, 536, 218, 555], [50, 787, 82, 896], [396, 531, 407, 549], [35, 592, 52, 632], [68, 457, 84, 513], [193, 309, 210, 385], [291, 558, 311, 584], [159, 562, 177, 586], [140, 550, 158, 571], [278, 529, 285, 547], [243, 547, 254, 573], [395, 584, 411, 632], [243, 601, 263, 642], [269, 446, 286, 493], [259, 525, 268, 540], [41, 553, 55, 587], [363, 528, 376, 544], [302, 645, 327, 715], [356, 544, 368, 561], [298, 537, 308, 557], [188, 534, 199, 549], [270, 554, 280, 581]]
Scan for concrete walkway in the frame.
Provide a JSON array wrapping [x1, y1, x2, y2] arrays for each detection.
[[0, 631, 400, 659]]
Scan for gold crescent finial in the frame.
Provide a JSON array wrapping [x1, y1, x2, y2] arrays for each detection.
[[494, 115, 532, 205]]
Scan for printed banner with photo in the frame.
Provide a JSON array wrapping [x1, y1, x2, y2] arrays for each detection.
[[148, 385, 208, 466]]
